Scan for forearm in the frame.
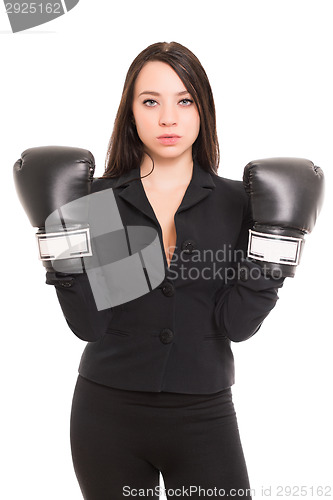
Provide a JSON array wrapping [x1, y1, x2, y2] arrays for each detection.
[[46, 272, 112, 342], [214, 260, 284, 342]]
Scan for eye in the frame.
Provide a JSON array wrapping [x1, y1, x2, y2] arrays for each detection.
[[143, 99, 158, 107], [179, 98, 194, 106]]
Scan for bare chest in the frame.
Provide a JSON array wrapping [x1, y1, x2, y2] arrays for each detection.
[[142, 185, 187, 267]]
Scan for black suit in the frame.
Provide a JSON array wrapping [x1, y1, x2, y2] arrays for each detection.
[[50, 159, 284, 394]]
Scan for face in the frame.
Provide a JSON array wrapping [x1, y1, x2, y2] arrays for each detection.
[[132, 61, 200, 162]]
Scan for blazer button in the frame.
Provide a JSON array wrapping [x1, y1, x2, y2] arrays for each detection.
[[159, 328, 174, 344], [162, 282, 174, 297], [61, 281, 73, 288], [239, 266, 249, 282], [181, 239, 197, 254]]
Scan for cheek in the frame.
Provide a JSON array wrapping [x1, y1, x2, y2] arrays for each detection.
[[187, 110, 200, 137], [135, 111, 154, 136], [195, 114, 201, 133]]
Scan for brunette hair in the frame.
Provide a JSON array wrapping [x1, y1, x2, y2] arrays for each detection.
[[102, 41, 220, 179]]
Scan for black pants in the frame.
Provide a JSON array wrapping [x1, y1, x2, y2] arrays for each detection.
[[70, 375, 252, 499]]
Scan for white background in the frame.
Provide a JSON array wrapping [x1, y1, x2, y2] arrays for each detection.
[[1, 1, 332, 498]]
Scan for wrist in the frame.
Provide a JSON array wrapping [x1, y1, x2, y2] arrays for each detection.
[[234, 259, 285, 289], [247, 227, 305, 278], [45, 271, 75, 288]]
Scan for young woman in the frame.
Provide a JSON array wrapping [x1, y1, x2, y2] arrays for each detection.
[[15, 41, 291, 499], [66, 41, 286, 500]]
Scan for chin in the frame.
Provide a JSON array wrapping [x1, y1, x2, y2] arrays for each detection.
[[147, 147, 180, 158], [159, 152, 187, 162], [157, 145, 192, 156]]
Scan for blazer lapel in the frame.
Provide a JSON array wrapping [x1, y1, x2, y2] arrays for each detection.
[[114, 166, 155, 222], [114, 159, 216, 224], [177, 159, 216, 213]]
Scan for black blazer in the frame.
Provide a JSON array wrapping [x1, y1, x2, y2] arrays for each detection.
[[49, 159, 284, 394]]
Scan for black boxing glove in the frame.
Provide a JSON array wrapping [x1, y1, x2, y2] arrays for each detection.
[[243, 157, 324, 278], [14, 146, 165, 310], [13, 146, 95, 281]]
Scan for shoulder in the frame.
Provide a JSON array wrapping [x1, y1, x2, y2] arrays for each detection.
[[91, 177, 118, 193], [210, 172, 253, 230], [211, 173, 249, 208]]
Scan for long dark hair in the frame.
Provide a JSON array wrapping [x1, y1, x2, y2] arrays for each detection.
[[102, 41, 220, 180]]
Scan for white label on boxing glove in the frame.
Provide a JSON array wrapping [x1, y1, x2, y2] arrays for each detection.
[[248, 230, 302, 265], [37, 228, 92, 261]]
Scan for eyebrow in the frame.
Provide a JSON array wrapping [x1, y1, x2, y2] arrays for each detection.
[[138, 90, 191, 97]]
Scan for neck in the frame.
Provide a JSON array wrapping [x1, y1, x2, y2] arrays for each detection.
[[140, 151, 194, 190]]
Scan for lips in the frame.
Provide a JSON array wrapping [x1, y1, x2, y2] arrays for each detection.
[[156, 134, 181, 145], [157, 135, 181, 139]]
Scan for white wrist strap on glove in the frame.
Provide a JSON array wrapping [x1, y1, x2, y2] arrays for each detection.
[[36, 227, 92, 261], [247, 229, 303, 265]]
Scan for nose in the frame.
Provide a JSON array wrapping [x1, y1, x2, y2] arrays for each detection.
[[159, 103, 177, 127]]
